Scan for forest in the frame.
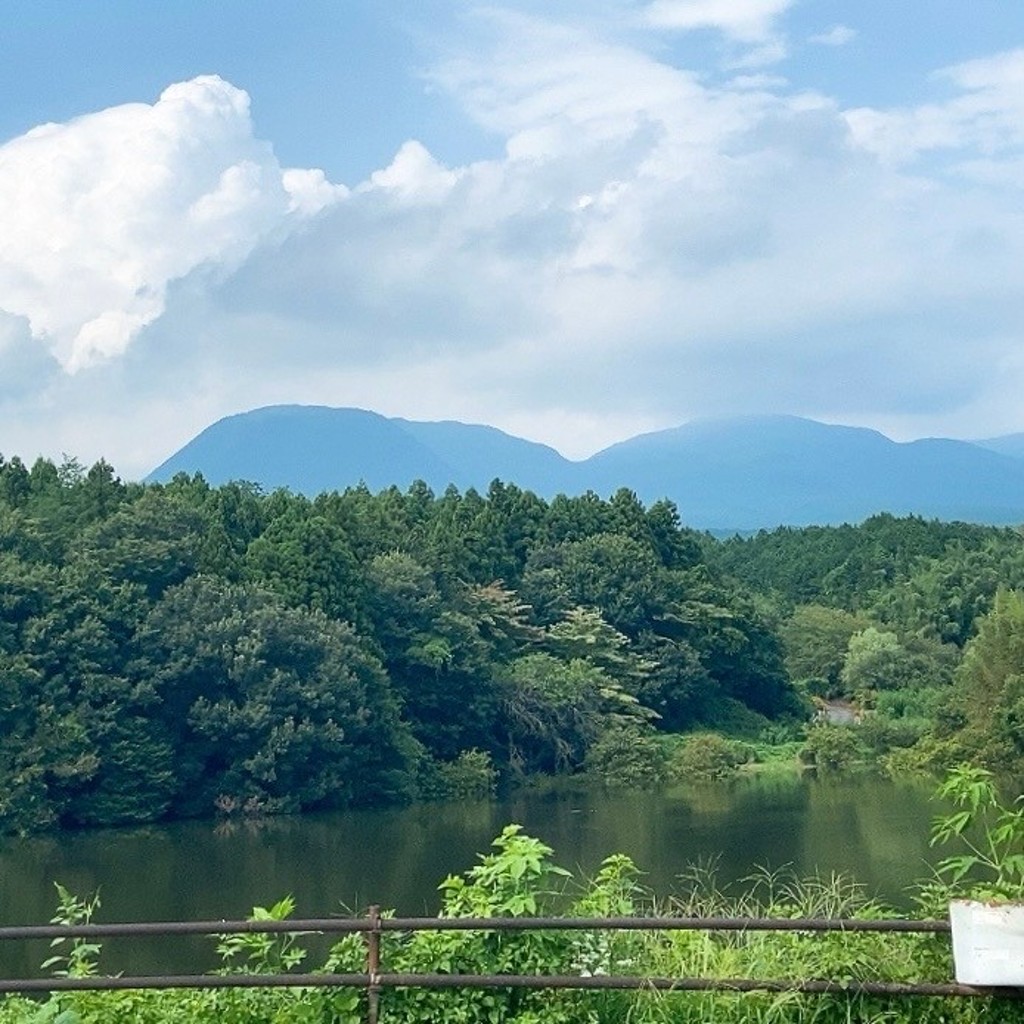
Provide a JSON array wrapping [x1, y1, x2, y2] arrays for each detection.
[[1, 452, 1023, 835]]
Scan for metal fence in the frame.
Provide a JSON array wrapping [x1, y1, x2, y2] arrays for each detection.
[[1, 909, 1019, 1023]]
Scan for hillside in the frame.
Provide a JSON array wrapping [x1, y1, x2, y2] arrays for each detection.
[[147, 407, 1024, 529], [975, 432, 1024, 461], [585, 416, 1024, 527]]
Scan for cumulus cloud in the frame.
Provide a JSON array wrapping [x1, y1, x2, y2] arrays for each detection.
[[282, 168, 348, 216], [0, 75, 343, 372], [147, 12, 1016, 453], [0, 311, 59, 402], [365, 140, 461, 203]]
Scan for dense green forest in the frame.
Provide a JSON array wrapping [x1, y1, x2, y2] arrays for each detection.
[[2, 452, 1023, 834]]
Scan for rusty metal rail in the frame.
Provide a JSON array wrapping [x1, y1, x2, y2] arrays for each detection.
[[0, 912, 953, 941], [1, 909, 1018, 1020]]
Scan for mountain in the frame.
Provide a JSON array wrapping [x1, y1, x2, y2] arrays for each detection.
[[582, 415, 1024, 527], [147, 406, 458, 495], [974, 432, 1024, 461], [146, 407, 1024, 529], [393, 417, 573, 496], [146, 405, 576, 497]]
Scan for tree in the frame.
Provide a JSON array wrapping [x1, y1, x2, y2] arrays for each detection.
[[780, 605, 871, 695], [839, 627, 904, 697], [871, 541, 1024, 647], [194, 479, 265, 579], [800, 723, 867, 770], [133, 577, 417, 817], [364, 551, 442, 661], [645, 499, 703, 570], [500, 652, 652, 774], [522, 533, 664, 635], [634, 633, 716, 730], [243, 511, 367, 628], [546, 607, 650, 685], [388, 581, 537, 762], [71, 490, 203, 600], [681, 589, 793, 717], [839, 627, 955, 704], [950, 589, 1024, 769], [0, 456, 31, 509]]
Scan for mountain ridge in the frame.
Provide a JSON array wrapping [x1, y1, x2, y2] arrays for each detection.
[[146, 406, 1024, 530]]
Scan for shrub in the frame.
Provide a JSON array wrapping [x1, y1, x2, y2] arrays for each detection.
[[430, 749, 498, 800], [584, 726, 668, 788], [671, 733, 750, 780], [799, 723, 867, 771], [326, 823, 639, 1023]]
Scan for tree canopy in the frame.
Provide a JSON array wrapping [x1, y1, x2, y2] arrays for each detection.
[[0, 458, 796, 833]]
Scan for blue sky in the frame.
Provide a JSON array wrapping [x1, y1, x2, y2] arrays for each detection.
[[2, 1, 1024, 476]]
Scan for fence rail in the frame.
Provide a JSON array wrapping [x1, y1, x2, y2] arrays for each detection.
[[0, 912, 954, 941], [1, 909, 1019, 1022]]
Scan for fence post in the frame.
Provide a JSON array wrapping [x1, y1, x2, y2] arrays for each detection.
[[366, 904, 381, 1024]]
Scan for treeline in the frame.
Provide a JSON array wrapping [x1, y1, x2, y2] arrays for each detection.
[[0, 455, 796, 834]]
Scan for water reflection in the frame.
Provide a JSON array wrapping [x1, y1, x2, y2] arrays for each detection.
[[0, 773, 946, 977]]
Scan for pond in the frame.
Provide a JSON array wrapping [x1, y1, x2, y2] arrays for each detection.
[[0, 772, 949, 978]]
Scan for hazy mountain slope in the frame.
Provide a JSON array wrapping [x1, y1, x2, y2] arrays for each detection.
[[147, 405, 574, 496], [581, 416, 893, 526], [974, 433, 1024, 460], [394, 417, 576, 495], [581, 416, 1024, 526], [147, 406, 460, 493], [147, 407, 1024, 528]]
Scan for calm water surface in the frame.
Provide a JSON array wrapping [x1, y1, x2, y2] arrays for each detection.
[[0, 773, 948, 977]]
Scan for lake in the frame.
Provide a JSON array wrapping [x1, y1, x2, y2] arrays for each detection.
[[0, 772, 949, 978]]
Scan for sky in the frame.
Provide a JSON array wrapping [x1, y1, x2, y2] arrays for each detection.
[[2, 0, 1024, 478]]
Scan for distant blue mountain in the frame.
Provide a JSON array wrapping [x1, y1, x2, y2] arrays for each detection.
[[147, 406, 579, 498], [974, 432, 1024, 461], [147, 406, 461, 496], [146, 407, 1024, 529], [584, 415, 1024, 528], [393, 417, 572, 496]]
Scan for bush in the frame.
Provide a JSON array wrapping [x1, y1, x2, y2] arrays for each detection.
[[584, 726, 668, 788], [701, 697, 774, 738], [881, 735, 967, 778], [417, 748, 499, 800], [796, 675, 834, 700], [857, 715, 927, 754], [671, 732, 751, 780], [799, 723, 867, 770], [326, 823, 640, 1023]]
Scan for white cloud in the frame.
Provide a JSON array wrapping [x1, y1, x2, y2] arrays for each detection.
[[159, 16, 1015, 449], [365, 140, 461, 203], [644, 0, 794, 42], [0, 75, 343, 372], [282, 168, 349, 216], [845, 48, 1024, 169], [809, 24, 857, 47]]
